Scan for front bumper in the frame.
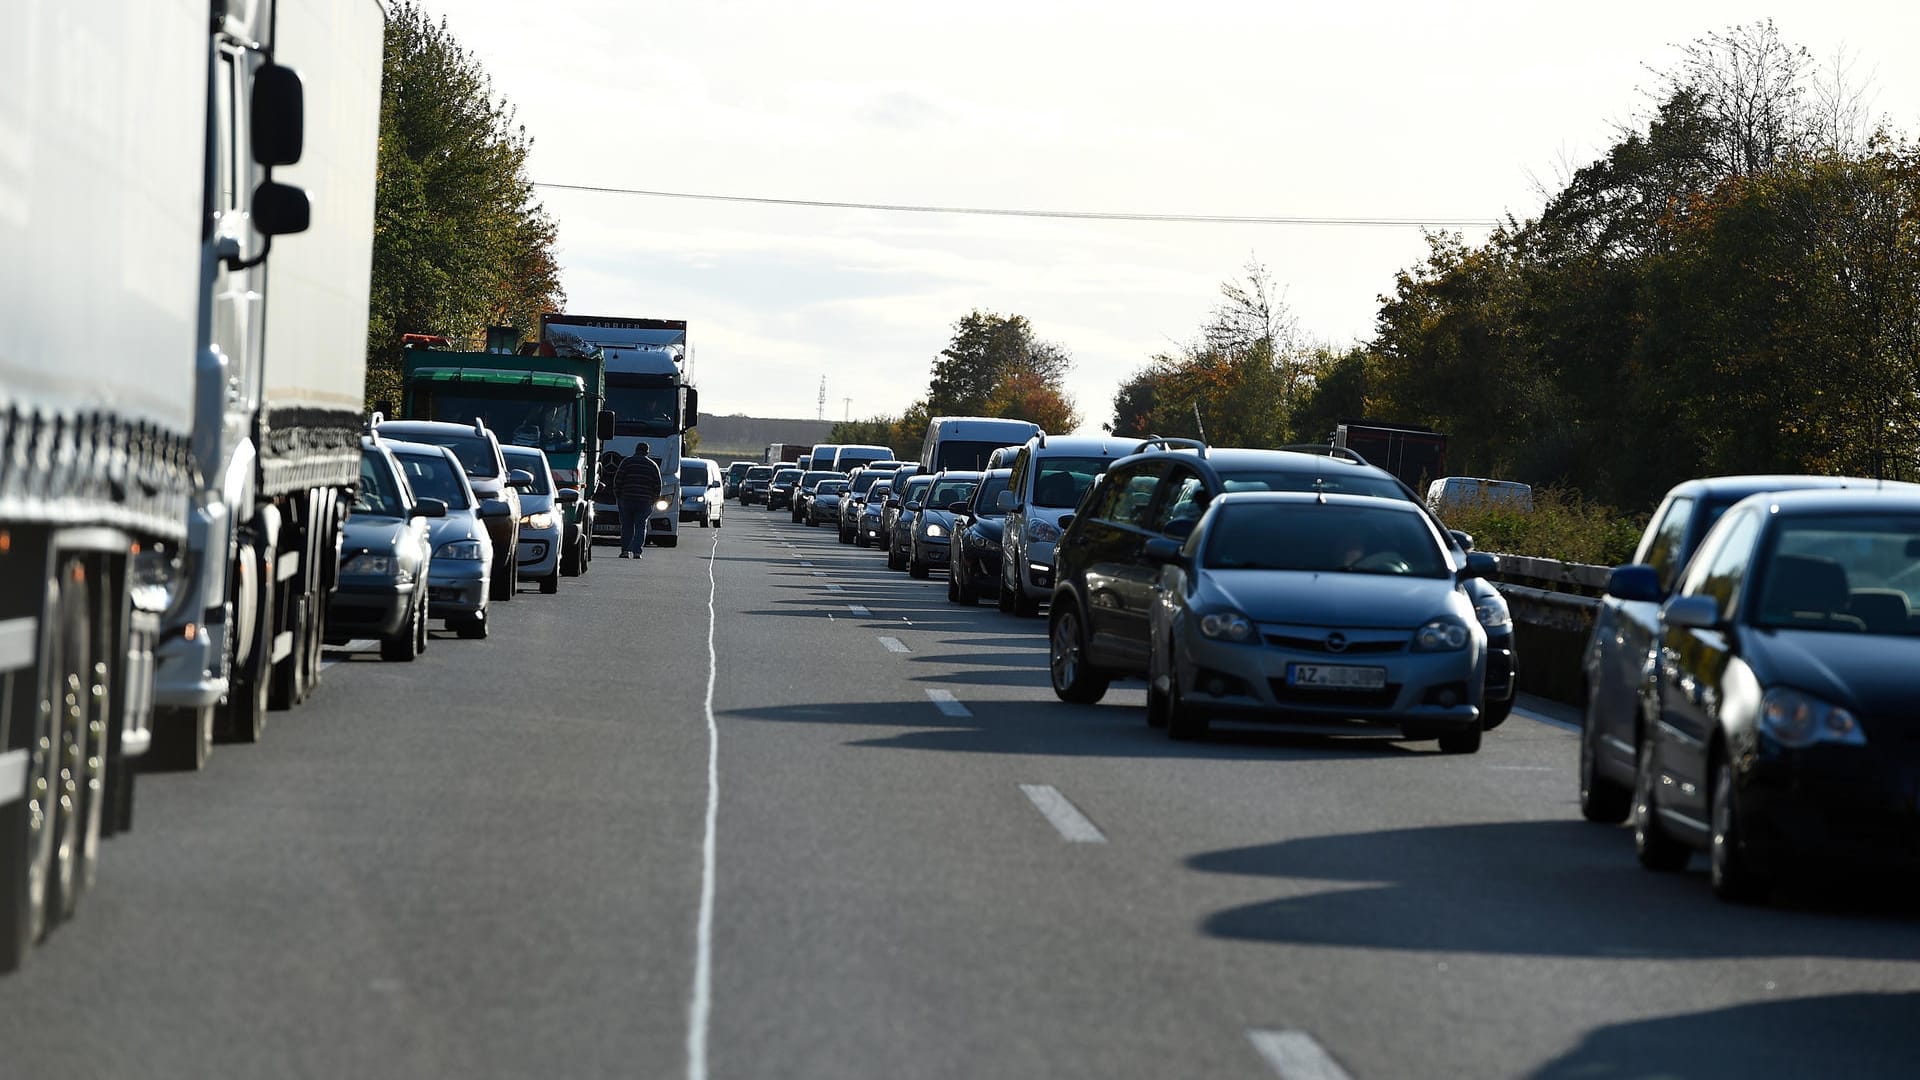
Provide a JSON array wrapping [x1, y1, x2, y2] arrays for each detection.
[[767, 490, 793, 509], [1738, 749, 1920, 873], [516, 525, 561, 576], [1484, 633, 1516, 702], [426, 559, 488, 618], [1173, 624, 1482, 734], [1016, 538, 1056, 597], [958, 542, 1001, 592], [916, 534, 952, 565], [326, 579, 415, 639]]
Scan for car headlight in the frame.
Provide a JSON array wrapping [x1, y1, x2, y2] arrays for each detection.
[[519, 512, 554, 530], [689, 495, 705, 504], [1759, 687, 1865, 748], [1026, 520, 1061, 543], [925, 523, 946, 538], [1413, 618, 1471, 651], [654, 498, 670, 512], [1473, 592, 1512, 629], [1198, 611, 1254, 642], [435, 540, 484, 560], [342, 553, 394, 575]]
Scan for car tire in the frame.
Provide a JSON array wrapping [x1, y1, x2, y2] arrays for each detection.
[[1146, 633, 1171, 729], [909, 551, 929, 579], [1579, 707, 1632, 824], [490, 562, 512, 602], [453, 613, 489, 640], [1166, 670, 1208, 741], [996, 571, 1015, 612], [1048, 605, 1109, 704], [415, 595, 430, 654], [1710, 754, 1768, 903], [380, 599, 421, 662], [1437, 725, 1482, 754], [955, 567, 978, 606], [1012, 583, 1039, 618], [856, 530, 870, 549], [561, 537, 581, 577], [947, 574, 960, 603], [539, 572, 559, 595], [1482, 695, 1512, 730], [887, 542, 905, 572], [658, 535, 678, 548], [1633, 735, 1690, 872]]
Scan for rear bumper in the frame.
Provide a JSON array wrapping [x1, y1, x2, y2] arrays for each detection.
[[326, 581, 414, 638]]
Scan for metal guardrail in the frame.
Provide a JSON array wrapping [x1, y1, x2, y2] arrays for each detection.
[[1485, 552, 1610, 705]]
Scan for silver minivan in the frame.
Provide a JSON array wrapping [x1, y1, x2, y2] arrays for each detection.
[[995, 434, 1141, 616]]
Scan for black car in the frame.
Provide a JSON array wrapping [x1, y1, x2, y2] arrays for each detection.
[[723, 460, 754, 499], [949, 469, 1012, 605], [1632, 488, 1920, 901], [886, 475, 934, 571], [766, 467, 802, 511], [792, 469, 843, 524], [807, 480, 849, 527], [1045, 443, 1518, 726], [326, 438, 445, 661], [856, 482, 892, 548], [907, 471, 982, 579], [740, 464, 775, 505]]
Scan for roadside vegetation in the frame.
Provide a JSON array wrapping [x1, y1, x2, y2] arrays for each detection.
[[1433, 490, 1648, 568]]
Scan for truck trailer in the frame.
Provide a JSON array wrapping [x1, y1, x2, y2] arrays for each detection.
[[1333, 420, 1449, 494]]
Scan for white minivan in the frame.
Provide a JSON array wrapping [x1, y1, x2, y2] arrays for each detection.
[[995, 434, 1138, 616], [919, 416, 1043, 474], [1426, 476, 1534, 516], [679, 457, 725, 527]]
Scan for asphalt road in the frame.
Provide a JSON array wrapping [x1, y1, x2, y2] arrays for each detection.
[[7, 507, 1920, 1078]]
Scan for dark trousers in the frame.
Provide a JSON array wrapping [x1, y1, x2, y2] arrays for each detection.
[[618, 496, 653, 553]]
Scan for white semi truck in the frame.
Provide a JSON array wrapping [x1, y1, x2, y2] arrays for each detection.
[[542, 315, 699, 549], [0, 0, 386, 971]]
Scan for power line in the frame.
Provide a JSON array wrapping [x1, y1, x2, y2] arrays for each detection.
[[532, 181, 1501, 229]]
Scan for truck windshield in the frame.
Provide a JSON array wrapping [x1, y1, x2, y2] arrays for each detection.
[[421, 391, 576, 453], [606, 382, 679, 435], [394, 452, 471, 509]]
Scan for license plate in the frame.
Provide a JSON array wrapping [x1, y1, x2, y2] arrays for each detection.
[[1288, 663, 1387, 690]]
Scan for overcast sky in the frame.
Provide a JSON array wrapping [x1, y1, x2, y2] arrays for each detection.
[[425, 1, 1920, 432]]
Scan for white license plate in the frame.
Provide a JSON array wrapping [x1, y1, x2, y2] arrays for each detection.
[[1288, 663, 1387, 690]]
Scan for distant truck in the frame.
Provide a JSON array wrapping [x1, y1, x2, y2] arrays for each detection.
[[399, 327, 615, 576], [1334, 420, 1449, 493], [540, 315, 699, 548], [766, 443, 807, 465], [0, 0, 385, 970]]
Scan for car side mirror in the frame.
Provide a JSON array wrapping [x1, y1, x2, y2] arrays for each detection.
[[508, 469, 535, 490], [251, 63, 304, 165], [886, 498, 900, 509], [252, 180, 310, 236], [1143, 537, 1185, 565], [556, 488, 582, 505], [682, 387, 699, 431], [410, 497, 448, 519], [1606, 564, 1661, 603], [478, 499, 511, 519], [1058, 514, 1075, 532], [598, 410, 616, 441], [948, 501, 971, 514], [1663, 594, 1723, 630], [1459, 552, 1498, 580], [995, 490, 1018, 512], [905, 501, 923, 513], [1449, 529, 1475, 552]]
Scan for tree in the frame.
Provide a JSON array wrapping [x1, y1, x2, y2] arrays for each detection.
[[926, 311, 1073, 418], [364, 3, 565, 408]]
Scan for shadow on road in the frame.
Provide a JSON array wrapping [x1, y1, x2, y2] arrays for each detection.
[[1530, 992, 1920, 1079], [1189, 820, 1920, 960]]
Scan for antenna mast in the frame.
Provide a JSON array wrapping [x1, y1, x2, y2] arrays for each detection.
[[817, 376, 826, 421]]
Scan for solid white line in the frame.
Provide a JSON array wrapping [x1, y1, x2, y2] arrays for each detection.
[[1248, 1029, 1354, 1080], [925, 688, 971, 718], [877, 635, 910, 653], [686, 523, 724, 1080], [1018, 784, 1107, 843], [848, 604, 871, 617]]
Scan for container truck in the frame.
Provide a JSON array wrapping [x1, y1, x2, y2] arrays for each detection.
[[399, 327, 615, 576], [1333, 420, 1449, 493], [766, 443, 807, 465], [0, 0, 383, 970], [541, 316, 699, 549]]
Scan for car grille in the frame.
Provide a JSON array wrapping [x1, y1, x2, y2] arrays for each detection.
[[1268, 680, 1401, 709], [1263, 632, 1405, 655]]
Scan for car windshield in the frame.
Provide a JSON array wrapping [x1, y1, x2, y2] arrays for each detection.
[[1756, 514, 1920, 634], [400, 431, 498, 479], [801, 471, 840, 490], [929, 479, 978, 508], [1203, 503, 1450, 577], [1032, 457, 1109, 509], [503, 453, 552, 494], [935, 439, 1017, 472], [394, 452, 471, 510], [903, 478, 932, 503], [354, 451, 408, 517], [818, 482, 848, 495], [680, 463, 710, 486], [772, 470, 800, 485], [974, 474, 1012, 516], [747, 467, 773, 481], [1216, 468, 1407, 501]]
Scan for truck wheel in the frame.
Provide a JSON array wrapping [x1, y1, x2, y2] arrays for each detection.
[[55, 568, 107, 922], [1, 578, 70, 971], [539, 572, 559, 595], [222, 545, 273, 744]]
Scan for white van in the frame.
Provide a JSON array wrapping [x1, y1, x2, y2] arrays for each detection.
[[1426, 476, 1534, 516], [994, 434, 1139, 616], [919, 416, 1044, 473], [678, 457, 725, 527]]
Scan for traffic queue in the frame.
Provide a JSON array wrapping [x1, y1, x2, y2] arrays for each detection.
[[741, 424, 1920, 904]]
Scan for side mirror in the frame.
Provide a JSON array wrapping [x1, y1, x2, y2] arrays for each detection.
[[682, 387, 699, 431], [1663, 594, 1723, 630], [995, 490, 1018, 512], [948, 501, 971, 514], [1058, 514, 1075, 532], [905, 501, 923, 513], [1449, 529, 1476, 552], [507, 468, 535, 490], [1606, 564, 1662, 604], [886, 498, 900, 509], [598, 409, 616, 441], [1459, 552, 1498, 580], [556, 488, 582, 505], [478, 499, 511, 520], [252, 180, 310, 236], [1143, 537, 1185, 565], [251, 63, 304, 166], [410, 497, 448, 519]]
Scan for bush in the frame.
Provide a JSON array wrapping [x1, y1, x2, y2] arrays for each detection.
[[1434, 486, 1645, 567]]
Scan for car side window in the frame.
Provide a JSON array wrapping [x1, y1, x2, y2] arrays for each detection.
[[1094, 462, 1168, 528], [1681, 509, 1759, 618], [1154, 469, 1208, 539], [1007, 449, 1030, 504], [1641, 495, 1695, 592]]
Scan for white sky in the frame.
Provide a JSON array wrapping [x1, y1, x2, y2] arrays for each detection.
[[426, 1, 1920, 432]]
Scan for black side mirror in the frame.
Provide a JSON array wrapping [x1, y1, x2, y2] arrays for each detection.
[[682, 387, 699, 431], [252, 180, 310, 236], [1143, 537, 1184, 564], [1606, 564, 1661, 603], [478, 499, 511, 520], [1449, 529, 1475, 552], [251, 63, 304, 166], [410, 497, 448, 520], [556, 488, 582, 505], [905, 501, 923, 513], [948, 501, 971, 514], [1460, 552, 1498, 580], [598, 409, 616, 441], [1058, 514, 1075, 532]]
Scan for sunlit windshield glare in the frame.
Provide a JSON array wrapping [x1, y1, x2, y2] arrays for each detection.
[[1203, 503, 1448, 577]]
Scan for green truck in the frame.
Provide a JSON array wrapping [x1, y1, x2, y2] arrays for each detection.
[[399, 330, 614, 576]]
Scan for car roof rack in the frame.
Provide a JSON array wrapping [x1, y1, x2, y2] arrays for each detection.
[[1134, 435, 1208, 457], [1275, 443, 1368, 466]]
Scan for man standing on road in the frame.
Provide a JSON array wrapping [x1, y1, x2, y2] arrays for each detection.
[[614, 449, 663, 558]]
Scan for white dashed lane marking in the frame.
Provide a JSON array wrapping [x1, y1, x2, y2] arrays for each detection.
[[925, 689, 970, 717], [1248, 1030, 1354, 1080], [877, 636, 910, 653], [1018, 784, 1107, 843], [848, 605, 871, 616]]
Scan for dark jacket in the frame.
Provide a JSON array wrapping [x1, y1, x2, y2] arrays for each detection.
[[613, 454, 663, 503]]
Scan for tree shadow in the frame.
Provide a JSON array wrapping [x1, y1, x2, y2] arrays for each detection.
[[1189, 820, 1920, 960], [1530, 992, 1920, 1079]]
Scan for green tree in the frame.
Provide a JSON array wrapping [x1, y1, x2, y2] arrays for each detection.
[[364, 2, 565, 408]]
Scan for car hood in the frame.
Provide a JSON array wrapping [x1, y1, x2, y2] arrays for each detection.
[[1741, 626, 1920, 721], [1204, 569, 1465, 630], [520, 493, 555, 512], [342, 514, 412, 555], [967, 517, 1005, 543], [917, 509, 959, 532], [424, 511, 487, 549]]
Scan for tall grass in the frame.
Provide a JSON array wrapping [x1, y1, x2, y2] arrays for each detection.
[[1433, 487, 1646, 567]]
